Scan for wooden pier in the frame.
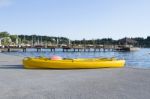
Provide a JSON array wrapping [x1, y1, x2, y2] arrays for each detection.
[[0, 44, 139, 52]]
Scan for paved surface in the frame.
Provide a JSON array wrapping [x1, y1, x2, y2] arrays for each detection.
[[0, 53, 150, 99]]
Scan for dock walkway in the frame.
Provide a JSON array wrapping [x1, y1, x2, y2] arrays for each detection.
[[0, 53, 149, 99]]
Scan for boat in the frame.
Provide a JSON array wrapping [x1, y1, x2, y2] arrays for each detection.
[[115, 45, 140, 51], [23, 57, 125, 69]]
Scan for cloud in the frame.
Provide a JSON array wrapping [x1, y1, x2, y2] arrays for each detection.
[[0, 0, 12, 8]]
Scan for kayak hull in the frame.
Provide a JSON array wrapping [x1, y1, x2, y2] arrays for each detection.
[[23, 57, 125, 69]]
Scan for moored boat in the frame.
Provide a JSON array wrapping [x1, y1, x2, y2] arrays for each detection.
[[23, 57, 125, 69]]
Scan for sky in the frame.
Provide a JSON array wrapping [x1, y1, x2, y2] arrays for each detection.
[[0, 0, 150, 40]]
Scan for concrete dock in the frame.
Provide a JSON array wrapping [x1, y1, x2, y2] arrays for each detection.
[[0, 53, 150, 99]]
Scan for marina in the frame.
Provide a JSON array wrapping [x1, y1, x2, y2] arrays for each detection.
[[0, 44, 139, 52], [1, 0, 150, 98]]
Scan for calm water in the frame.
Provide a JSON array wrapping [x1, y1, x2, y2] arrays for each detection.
[[3, 48, 150, 69]]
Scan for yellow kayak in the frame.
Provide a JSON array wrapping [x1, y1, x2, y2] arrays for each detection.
[[23, 57, 125, 69]]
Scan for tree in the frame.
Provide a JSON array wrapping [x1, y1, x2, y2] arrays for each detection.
[[10, 35, 17, 43], [1, 37, 11, 46], [0, 31, 10, 38]]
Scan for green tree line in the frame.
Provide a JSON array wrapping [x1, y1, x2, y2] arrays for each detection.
[[0, 31, 150, 47]]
